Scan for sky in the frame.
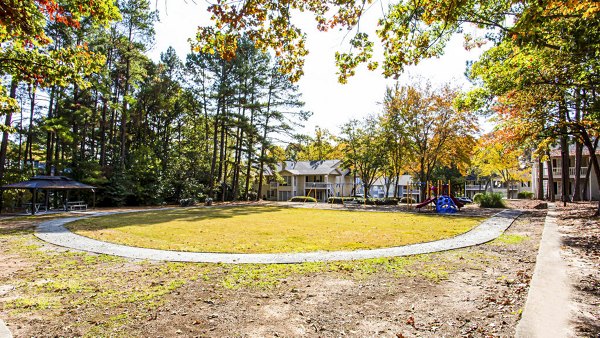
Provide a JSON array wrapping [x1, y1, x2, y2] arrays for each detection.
[[149, 1, 486, 135]]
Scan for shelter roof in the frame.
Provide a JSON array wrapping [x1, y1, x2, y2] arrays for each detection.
[[1, 176, 96, 190]]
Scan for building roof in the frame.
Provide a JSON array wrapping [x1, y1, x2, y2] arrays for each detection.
[[266, 160, 347, 176], [1, 176, 96, 190], [549, 145, 600, 157]]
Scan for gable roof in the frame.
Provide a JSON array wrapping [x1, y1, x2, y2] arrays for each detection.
[[266, 160, 348, 176], [549, 145, 600, 157]]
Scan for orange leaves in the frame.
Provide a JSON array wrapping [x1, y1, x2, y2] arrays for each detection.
[[36, 0, 80, 28]]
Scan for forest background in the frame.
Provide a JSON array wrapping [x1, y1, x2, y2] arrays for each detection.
[[1, 0, 598, 211]]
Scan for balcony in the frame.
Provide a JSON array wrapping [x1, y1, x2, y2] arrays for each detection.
[[465, 185, 486, 191], [305, 182, 333, 189], [544, 167, 588, 177]]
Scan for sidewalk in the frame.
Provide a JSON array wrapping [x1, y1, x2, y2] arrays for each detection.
[[35, 209, 521, 263], [516, 203, 572, 337], [0, 319, 12, 338]]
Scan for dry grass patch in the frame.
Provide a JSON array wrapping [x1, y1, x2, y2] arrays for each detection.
[[67, 206, 484, 253]]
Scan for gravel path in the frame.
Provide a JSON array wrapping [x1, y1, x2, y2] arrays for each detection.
[[35, 209, 521, 264]]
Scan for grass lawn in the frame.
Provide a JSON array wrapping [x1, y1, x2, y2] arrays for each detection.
[[67, 205, 484, 253]]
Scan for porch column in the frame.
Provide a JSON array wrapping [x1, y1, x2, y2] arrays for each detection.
[[31, 188, 37, 215]]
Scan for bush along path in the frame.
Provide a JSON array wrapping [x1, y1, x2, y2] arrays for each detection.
[[35, 209, 521, 264]]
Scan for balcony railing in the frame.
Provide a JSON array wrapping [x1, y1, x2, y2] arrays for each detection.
[[305, 182, 333, 189], [546, 167, 588, 177], [465, 185, 486, 190]]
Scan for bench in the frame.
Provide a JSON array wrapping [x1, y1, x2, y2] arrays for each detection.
[[66, 201, 87, 211]]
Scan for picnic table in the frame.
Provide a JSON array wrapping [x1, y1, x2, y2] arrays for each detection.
[[23, 203, 45, 213], [65, 201, 87, 211]]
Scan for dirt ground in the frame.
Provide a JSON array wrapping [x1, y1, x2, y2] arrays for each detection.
[[0, 200, 588, 337], [555, 202, 600, 337]]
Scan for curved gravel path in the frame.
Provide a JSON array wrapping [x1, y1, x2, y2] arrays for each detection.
[[35, 209, 521, 264]]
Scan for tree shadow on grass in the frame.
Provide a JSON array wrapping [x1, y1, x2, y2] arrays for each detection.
[[0, 218, 38, 236], [66, 205, 293, 231]]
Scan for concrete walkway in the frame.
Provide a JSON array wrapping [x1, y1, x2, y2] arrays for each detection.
[[0, 319, 12, 338], [516, 204, 572, 337], [35, 209, 521, 264]]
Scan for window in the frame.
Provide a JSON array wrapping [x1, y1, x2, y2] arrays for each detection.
[[306, 175, 323, 182], [282, 176, 292, 186]]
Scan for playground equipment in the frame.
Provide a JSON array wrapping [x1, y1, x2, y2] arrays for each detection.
[[414, 180, 464, 213]]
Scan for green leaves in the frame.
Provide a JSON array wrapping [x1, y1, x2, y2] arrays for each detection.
[[335, 32, 376, 83]]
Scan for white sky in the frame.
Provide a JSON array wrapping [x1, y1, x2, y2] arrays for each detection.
[[149, 1, 486, 136]]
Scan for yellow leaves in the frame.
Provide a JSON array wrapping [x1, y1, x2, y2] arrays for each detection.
[[192, 27, 240, 60], [545, 0, 600, 18]]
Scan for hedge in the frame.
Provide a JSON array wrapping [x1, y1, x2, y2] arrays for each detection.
[[289, 196, 317, 203], [517, 191, 534, 199], [327, 197, 357, 204]]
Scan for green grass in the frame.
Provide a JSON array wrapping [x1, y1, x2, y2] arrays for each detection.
[[67, 205, 484, 253], [0, 216, 504, 336], [491, 233, 529, 245]]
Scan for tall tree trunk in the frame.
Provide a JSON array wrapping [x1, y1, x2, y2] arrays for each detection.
[[559, 101, 570, 206], [573, 140, 583, 201], [26, 84, 36, 176], [232, 125, 242, 201], [45, 87, 56, 175], [71, 84, 80, 169], [120, 61, 130, 165], [99, 98, 108, 167], [536, 156, 544, 200], [256, 114, 271, 201], [573, 92, 583, 201], [582, 161, 592, 201], [579, 128, 600, 215], [209, 106, 220, 199], [218, 106, 227, 195], [546, 151, 555, 202], [243, 90, 257, 200], [0, 80, 17, 183]]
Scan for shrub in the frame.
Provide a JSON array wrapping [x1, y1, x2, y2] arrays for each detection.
[[400, 197, 416, 204], [326, 196, 399, 205], [472, 193, 484, 204], [476, 192, 506, 208], [179, 198, 196, 207], [375, 198, 399, 205], [517, 191, 534, 199], [327, 197, 356, 204], [289, 196, 317, 203]]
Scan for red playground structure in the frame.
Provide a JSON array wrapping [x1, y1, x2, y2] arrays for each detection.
[[414, 180, 464, 213]]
